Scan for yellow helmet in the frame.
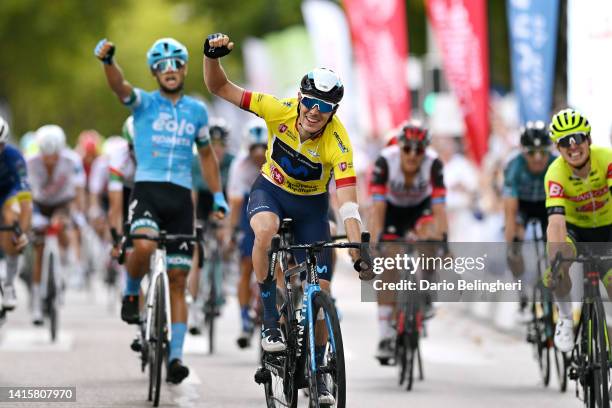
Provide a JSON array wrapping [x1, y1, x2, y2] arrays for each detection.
[[549, 108, 591, 142]]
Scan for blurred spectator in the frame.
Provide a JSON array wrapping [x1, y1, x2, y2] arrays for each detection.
[[431, 135, 480, 241]]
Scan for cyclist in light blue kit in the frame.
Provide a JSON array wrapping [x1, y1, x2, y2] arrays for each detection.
[[95, 37, 229, 384]]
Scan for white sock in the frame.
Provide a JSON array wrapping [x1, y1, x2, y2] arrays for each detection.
[[5, 255, 19, 285], [556, 293, 572, 320], [378, 305, 394, 339], [31, 283, 41, 311]]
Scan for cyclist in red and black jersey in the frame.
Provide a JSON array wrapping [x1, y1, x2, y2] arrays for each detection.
[[368, 120, 448, 360]]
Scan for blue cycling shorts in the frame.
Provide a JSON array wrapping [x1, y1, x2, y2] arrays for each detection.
[[239, 198, 255, 258], [247, 176, 333, 281]]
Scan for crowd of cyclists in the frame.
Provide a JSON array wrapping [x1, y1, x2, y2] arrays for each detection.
[[0, 31, 610, 406]]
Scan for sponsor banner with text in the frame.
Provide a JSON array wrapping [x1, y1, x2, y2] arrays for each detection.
[[507, 0, 559, 124], [343, 0, 410, 137], [426, 0, 489, 164]]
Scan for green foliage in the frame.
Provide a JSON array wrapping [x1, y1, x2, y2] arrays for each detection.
[[0, 0, 125, 140], [0, 0, 513, 143]]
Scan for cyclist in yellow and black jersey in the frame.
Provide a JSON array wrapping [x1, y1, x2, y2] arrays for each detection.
[[544, 108, 612, 353]]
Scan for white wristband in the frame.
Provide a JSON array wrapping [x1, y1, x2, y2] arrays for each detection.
[[338, 201, 362, 225]]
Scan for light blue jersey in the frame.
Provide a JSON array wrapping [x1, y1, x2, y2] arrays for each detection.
[[125, 88, 210, 189]]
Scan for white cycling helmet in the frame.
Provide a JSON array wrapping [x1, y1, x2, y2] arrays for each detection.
[[244, 118, 268, 147], [36, 124, 66, 155], [103, 135, 127, 156], [0, 116, 9, 143]]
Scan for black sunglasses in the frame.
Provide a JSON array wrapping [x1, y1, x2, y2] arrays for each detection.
[[401, 144, 425, 155], [557, 133, 588, 148], [526, 148, 549, 157]]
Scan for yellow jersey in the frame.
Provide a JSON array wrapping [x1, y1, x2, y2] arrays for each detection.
[[240, 91, 356, 195], [544, 145, 612, 228]]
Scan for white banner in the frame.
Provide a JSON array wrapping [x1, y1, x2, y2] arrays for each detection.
[[242, 37, 276, 94], [567, 0, 612, 147], [301, 0, 363, 146], [302, 0, 372, 175]]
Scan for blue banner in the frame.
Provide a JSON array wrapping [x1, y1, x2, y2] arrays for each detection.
[[507, 0, 559, 124]]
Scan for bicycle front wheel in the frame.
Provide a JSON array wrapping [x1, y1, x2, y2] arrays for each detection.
[[148, 275, 166, 407], [46, 252, 58, 343], [592, 299, 610, 407], [306, 291, 346, 408]]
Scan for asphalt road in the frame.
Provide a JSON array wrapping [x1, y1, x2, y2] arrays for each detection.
[[0, 256, 578, 408]]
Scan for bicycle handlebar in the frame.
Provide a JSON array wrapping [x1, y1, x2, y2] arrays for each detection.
[[269, 231, 374, 279], [549, 251, 612, 289], [552, 252, 612, 269], [128, 230, 203, 244], [0, 222, 21, 236]]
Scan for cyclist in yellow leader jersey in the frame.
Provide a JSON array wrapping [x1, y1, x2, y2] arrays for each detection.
[[544, 108, 612, 353], [203, 33, 373, 406]]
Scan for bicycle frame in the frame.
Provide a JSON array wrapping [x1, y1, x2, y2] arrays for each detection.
[[144, 248, 172, 343], [40, 232, 62, 301]]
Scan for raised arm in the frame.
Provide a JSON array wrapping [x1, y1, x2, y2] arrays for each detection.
[[203, 33, 245, 107], [94, 39, 133, 102]]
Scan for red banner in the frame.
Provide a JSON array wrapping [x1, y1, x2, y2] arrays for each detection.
[[343, 0, 410, 136], [426, 0, 489, 164]]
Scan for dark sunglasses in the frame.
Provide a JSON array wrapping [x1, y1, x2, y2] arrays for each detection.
[[300, 95, 337, 113], [249, 143, 267, 152], [526, 148, 549, 157], [401, 144, 425, 155], [557, 133, 588, 148]]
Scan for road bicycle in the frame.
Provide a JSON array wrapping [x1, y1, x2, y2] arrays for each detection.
[[551, 250, 612, 408], [38, 222, 64, 342], [0, 223, 21, 324], [524, 219, 567, 391], [126, 228, 202, 407], [199, 221, 225, 354], [254, 218, 370, 408], [375, 235, 425, 391]]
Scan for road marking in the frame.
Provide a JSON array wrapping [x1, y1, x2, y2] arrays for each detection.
[[421, 341, 493, 366], [0, 329, 74, 351], [184, 333, 208, 355], [168, 370, 201, 407]]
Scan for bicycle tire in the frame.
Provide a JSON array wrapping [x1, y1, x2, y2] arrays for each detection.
[[554, 349, 568, 392], [531, 283, 553, 387], [206, 312, 215, 355], [262, 322, 298, 408], [262, 288, 297, 408], [593, 299, 610, 407], [149, 275, 166, 407], [397, 331, 408, 386], [406, 302, 420, 391], [47, 252, 57, 343], [417, 343, 424, 381], [207, 261, 216, 355], [306, 291, 346, 408]]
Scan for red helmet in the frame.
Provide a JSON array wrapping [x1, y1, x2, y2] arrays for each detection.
[[398, 120, 430, 146], [77, 130, 101, 156]]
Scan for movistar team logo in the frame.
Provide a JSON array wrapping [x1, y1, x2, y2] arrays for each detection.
[[279, 157, 309, 177], [271, 137, 322, 182]]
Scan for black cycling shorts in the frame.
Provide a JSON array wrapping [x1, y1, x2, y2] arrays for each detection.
[[517, 200, 548, 238], [128, 182, 194, 271], [382, 198, 432, 239], [196, 190, 214, 221]]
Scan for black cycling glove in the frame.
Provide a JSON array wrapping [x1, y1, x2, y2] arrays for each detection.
[[203, 33, 232, 59]]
